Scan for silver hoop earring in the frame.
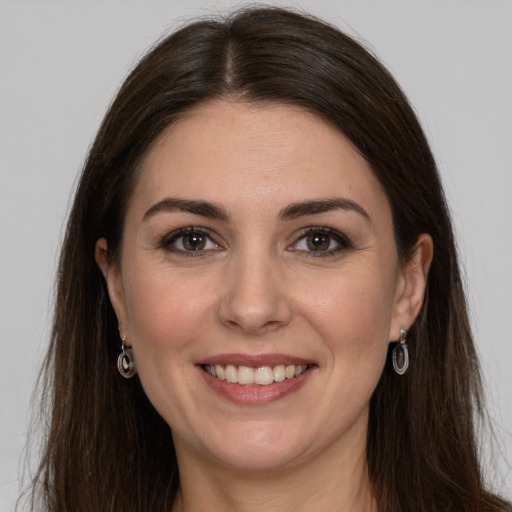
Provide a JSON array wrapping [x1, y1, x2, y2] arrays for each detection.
[[117, 335, 136, 378], [392, 328, 409, 375]]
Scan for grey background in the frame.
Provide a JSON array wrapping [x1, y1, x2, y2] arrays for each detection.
[[1, 1, 511, 509]]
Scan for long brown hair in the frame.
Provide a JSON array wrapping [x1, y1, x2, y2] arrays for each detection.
[[25, 7, 508, 511]]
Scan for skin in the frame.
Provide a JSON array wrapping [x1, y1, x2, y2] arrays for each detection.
[[96, 101, 432, 512]]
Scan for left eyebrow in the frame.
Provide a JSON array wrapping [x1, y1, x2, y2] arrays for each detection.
[[279, 198, 371, 223]]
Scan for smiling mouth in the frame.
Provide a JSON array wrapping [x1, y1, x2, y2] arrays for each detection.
[[202, 364, 309, 386]]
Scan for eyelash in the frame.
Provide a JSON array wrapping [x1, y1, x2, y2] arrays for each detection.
[[159, 226, 352, 258], [159, 227, 221, 257], [291, 227, 353, 258]]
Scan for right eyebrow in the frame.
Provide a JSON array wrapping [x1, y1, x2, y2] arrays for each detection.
[[142, 198, 230, 222]]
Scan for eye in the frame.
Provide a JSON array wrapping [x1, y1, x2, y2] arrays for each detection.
[[161, 227, 221, 254], [291, 228, 351, 256]]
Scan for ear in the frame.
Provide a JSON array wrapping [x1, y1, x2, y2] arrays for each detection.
[[389, 233, 433, 341], [95, 238, 129, 336]]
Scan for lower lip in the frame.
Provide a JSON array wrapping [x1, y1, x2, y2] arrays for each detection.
[[198, 366, 314, 405]]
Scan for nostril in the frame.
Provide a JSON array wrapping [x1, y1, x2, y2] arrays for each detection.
[[218, 302, 293, 334]]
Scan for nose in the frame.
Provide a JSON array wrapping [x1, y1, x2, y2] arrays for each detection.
[[217, 249, 293, 335]]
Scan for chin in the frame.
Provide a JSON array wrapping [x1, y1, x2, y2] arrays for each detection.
[[176, 418, 317, 473], [210, 440, 308, 473]]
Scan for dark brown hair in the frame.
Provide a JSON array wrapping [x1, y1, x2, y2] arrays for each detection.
[[25, 6, 508, 511]]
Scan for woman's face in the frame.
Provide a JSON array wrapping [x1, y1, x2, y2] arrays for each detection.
[[98, 101, 428, 472]]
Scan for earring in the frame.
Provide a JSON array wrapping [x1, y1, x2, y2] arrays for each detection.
[[392, 328, 409, 375], [117, 335, 136, 378]]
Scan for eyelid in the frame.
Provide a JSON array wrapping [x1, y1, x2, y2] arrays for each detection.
[[288, 226, 353, 256], [158, 225, 352, 258], [159, 226, 223, 255]]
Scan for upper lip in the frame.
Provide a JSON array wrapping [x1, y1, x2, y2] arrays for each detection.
[[197, 353, 314, 367]]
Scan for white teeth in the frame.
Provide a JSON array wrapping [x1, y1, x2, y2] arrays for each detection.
[[254, 366, 274, 385], [273, 364, 286, 382], [204, 364, 308, 385], [225, 364, 238, 383], [238, 365, 254, 385], [215, 365, 225, 380]]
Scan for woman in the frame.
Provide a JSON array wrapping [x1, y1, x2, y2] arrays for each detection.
[[26, 6, 509, 512]]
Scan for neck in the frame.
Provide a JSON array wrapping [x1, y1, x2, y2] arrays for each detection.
[[171, 424, 374, 512]]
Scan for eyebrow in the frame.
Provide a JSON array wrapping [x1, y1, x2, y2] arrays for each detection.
[[143, 196, 371, 223], [279, 198, 371, 222], [143, 198, 230, 221]]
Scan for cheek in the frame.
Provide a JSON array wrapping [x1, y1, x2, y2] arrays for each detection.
[[283, 269, 396, 441], [123, 266, 215, 356], [301, 269, 396, 336], [120, 267, 218, 427], [295, 267, 396, 378]]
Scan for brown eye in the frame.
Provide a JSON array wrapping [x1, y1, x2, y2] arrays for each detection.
[[306, 233, 331, 252], [291, 228, 352, 257], [163, 227, 220, 254], [182, 233, 207, 251]]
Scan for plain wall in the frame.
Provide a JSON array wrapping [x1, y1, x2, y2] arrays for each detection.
[[1, 1, 511, 509]]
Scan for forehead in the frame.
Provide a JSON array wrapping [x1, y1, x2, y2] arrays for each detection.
[[129, 100, 390, 222]]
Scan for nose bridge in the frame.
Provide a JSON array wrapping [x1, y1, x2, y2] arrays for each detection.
[[218, 238, 292, 334]]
